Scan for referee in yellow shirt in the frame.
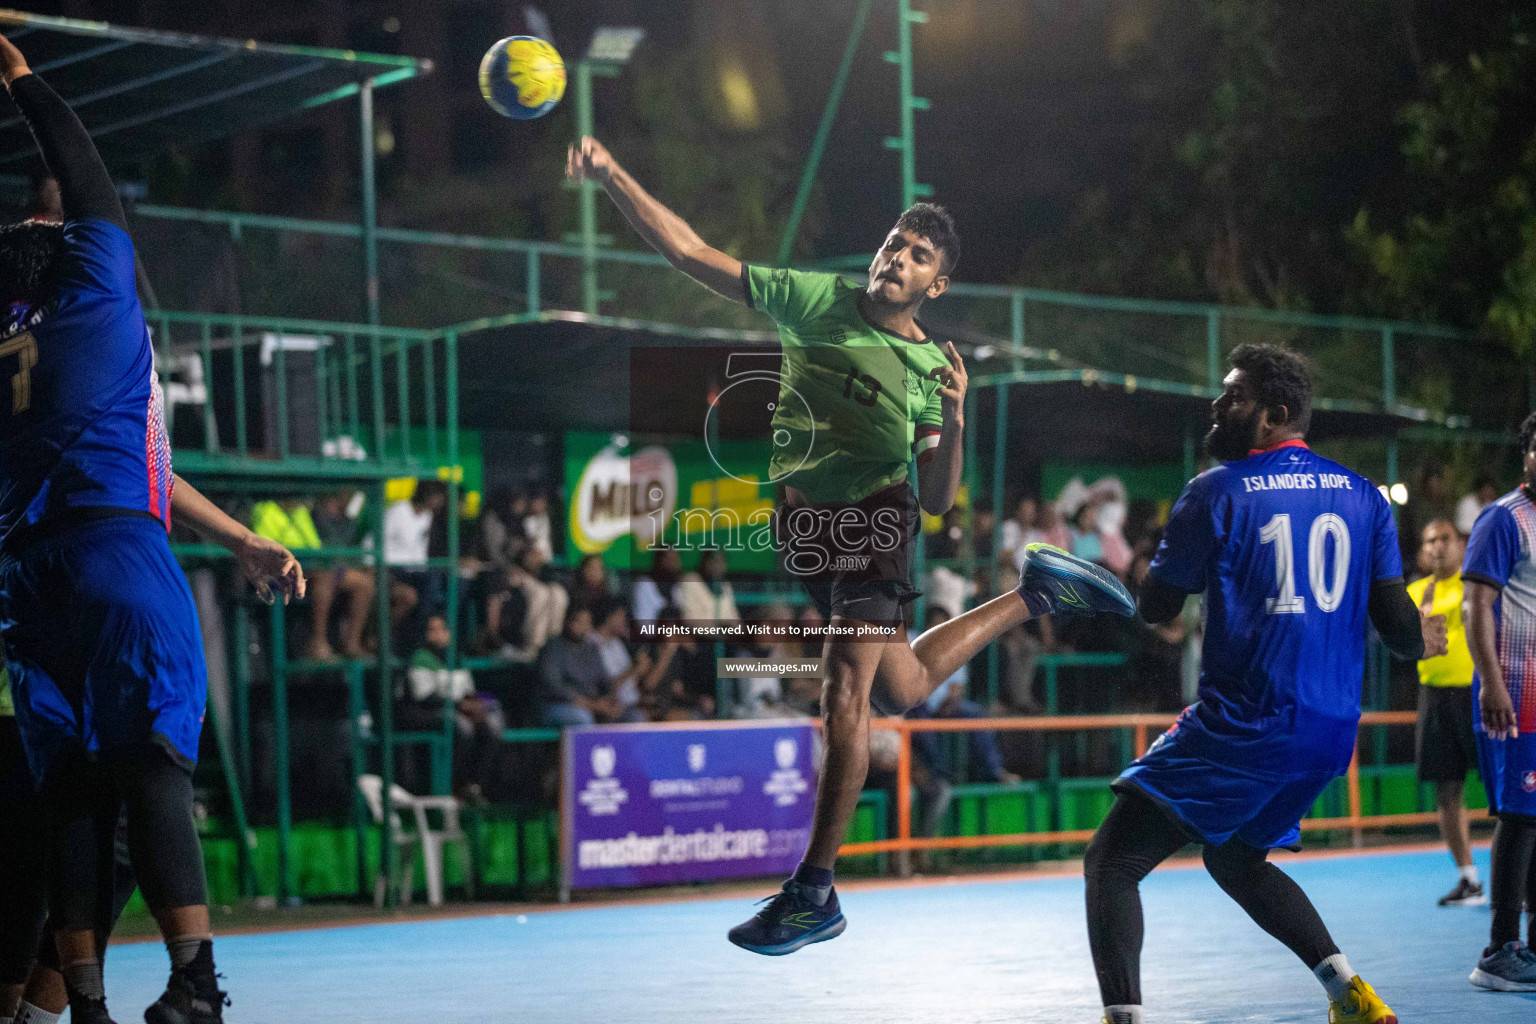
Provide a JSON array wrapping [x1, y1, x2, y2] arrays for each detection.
[[1409, 519, 1485, 906]]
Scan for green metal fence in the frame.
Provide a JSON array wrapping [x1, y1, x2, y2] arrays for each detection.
[[161, 309, 465, 906], [147, 208, 1532, 908]]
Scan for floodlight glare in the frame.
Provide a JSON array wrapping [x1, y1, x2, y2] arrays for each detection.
[[587, 26, 645, 64]]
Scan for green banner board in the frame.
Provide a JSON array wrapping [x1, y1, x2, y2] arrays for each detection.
[[564, 430, 777, 573]]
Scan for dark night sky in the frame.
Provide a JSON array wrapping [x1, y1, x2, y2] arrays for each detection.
[[513, 0, 1429, 285], [32, 1, 1497, 294]]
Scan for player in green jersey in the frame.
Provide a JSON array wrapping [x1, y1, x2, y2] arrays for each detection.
[[568, 136, 1134, 954]]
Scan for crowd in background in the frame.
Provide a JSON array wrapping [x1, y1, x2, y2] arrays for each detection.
[[218, 462, 1512, 812]]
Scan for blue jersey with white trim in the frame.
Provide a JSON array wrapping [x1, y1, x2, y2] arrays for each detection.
[[0, 218, 171, 547], [1148, 442, 1401, 775], [1463, 487, 1536, 736]]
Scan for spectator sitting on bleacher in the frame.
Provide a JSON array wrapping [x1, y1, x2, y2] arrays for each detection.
[[590, 599, 650, 723], [731, 604, 809, 719], [776, 604, 829, 716], [524, 491, 554, 561], [483, 545, 568, 662], [632, 545, 682, 626], [639, 606, 717, 720], [252, 497, 375, 662], [998, 495, 1038, 568], [539, 604, 622, 727], [479, 488, 529, 571], [1022, 499, 1072, 564], [1068, 500, 1105, 566], [673, 548, 739, 625], [570, 553, 617, 607], [401, 614, 507, 805], [384, 481, 448, 643], [905, 607, 1020, 785]]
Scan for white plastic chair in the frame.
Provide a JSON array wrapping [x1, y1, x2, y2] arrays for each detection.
[[356, 774, 473, 907]]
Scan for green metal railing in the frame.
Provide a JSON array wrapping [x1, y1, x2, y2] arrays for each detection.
[[162, 309, 463, 907], [127, 202, 1531, 428]]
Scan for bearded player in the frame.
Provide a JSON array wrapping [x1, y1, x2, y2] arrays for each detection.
[[567, 136, 1134, 955], [1084, 345, 1447, 1024]]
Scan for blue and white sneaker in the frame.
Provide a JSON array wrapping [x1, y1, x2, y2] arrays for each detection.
[[1469, 940, 1536, 991], [1019, 543, 1136, 618], [727, 881, 846, 955]]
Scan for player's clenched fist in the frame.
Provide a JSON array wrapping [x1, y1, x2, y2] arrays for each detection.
[[1480, 680, 1518, 740], [566, 135, 614, 185]]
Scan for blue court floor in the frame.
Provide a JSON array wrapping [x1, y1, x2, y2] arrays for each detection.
[[104, 846, 1532, 1023]]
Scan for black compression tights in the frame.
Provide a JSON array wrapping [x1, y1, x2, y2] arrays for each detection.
[[1488, 812, 1536, 950], [1084, 791, 1341, 1006], [47, 743, 208, 934]]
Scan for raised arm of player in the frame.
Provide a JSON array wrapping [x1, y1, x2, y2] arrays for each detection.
[[0, 31, 125, 229], [566, 136, 746, 304], [171, 473, 307, 605]]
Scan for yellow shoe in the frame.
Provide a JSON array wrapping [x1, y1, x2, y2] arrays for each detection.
[[1328, 976, 1397, 1024]]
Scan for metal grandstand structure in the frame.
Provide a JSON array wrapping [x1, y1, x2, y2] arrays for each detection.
[[3, 4, 1527, 907]]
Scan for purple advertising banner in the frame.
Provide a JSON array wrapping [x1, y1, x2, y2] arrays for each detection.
[[563, 720, 817, 890]]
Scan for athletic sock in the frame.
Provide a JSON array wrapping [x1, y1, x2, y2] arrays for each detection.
[[1102, 1005, 1143, 1024], [62, 956, 105, 1003], [791, 862, 834, 905], [1, 1013, 12, 1024], [13, 1003, 62, 1024], [167, 934, 212, 972], [1312, 954, 1355, 1003], [1460, 863, 1480, 886]]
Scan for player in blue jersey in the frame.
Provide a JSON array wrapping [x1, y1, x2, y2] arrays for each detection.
[[0, 32, 298, 1024], [1461, 409, 1536, 991], [0, 471, 303, 1024], [1082, 345, 1445, 1024]]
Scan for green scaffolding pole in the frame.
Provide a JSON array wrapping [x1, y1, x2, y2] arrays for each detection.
[[777, 0, 874, 266], [360, 78, 380, 327], [269, 602, 294, 903], [205, 655, 256, 899], [987, 382, 1009, 704], [884, 0, 931, 208], [372, 478, 398, 906], [575, 61, 597, 315], [571, 61, 622, 315]]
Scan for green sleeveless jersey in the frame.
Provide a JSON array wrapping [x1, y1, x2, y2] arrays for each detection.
[[744, 266, 949, 505]]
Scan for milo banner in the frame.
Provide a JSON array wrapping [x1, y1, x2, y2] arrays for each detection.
[[563, 721, 817, 890], [564, 430, 777, 573]]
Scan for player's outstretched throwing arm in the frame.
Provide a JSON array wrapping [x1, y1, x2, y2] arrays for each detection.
[[566, 135, 746, 304], [0, 30, 125, 230]]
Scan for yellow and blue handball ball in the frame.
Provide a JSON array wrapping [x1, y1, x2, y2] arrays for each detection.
[[479, 36, 566, 120]]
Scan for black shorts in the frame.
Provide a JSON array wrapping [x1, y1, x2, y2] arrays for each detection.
[[775, 482, 921, 623], [1416, 685, 1477, 784]]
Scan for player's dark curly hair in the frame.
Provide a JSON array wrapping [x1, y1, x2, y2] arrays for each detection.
[[0, 220, 66, 306], [895, 202, 960, 275], [1229, 343, 1313, 435], [1520, 409, 1536, 455]]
